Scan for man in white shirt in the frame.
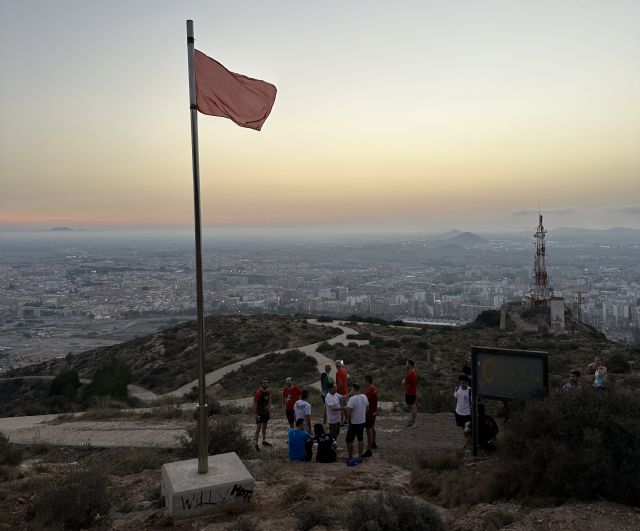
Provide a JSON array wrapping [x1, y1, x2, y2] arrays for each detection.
[[294, 389, 312, 433], [325, 383, 344, 439], [345, 382, 369, 459]]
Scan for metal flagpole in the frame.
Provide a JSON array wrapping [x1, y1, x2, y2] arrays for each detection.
[[186, 19, 209, 474]]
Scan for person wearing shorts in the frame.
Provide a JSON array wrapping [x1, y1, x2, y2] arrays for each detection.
[[345, 382, 369, 459], [363, 374, 378, 457], [403, 359, 417, 427], [253, 379, 272, 451], [325, 383, 344, 439], [454, 374, 472, 446], [282, 376, 302, 428]]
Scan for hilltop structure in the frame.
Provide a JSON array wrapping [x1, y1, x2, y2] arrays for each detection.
[[501, 213, 566, 333], [528, 213, 552, 308]]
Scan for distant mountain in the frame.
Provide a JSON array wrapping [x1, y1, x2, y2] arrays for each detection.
[[447, 231, 487, 246], [49, 227, 73, 231], [431, 229, 464, 240]]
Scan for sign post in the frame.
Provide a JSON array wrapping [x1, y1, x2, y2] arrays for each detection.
[[471, 346, 548, 456]]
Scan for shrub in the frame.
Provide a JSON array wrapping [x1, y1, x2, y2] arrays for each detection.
[[85, 360, 132, 399], [49, 369, 81, 398], [417, 451, 463, 471], [607, 353, 631, 373], [298, 500, 331, 530], [474, 310, 501, 327], [498, 386, 640, 505], [227, 516, 257, 531], [0, 432, 23, 466], [417, 387, 451, 413], [346, 491, 445, 531], [317, 341, 335, 352], [31, 467, 110, 530], [180, 416, 252, 458]]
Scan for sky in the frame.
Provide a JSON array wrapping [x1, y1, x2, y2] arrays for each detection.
[[1, 1, 639, 233]]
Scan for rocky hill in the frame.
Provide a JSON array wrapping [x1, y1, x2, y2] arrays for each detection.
[[7, 315, 340, 394]]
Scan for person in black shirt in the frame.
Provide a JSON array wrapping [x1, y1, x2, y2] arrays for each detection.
[[312, 423, 337, 463]]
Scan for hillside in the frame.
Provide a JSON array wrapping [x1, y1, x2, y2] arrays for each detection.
[[2, 313, 640, 529], [7, 315, 340, 394]]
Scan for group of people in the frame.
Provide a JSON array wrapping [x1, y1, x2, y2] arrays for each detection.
[[563, 356, 608, 391], [287, 363, 380, 464], [253, 359, 387, 464]]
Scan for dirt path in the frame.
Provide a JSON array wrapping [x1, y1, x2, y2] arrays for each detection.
[[143, 319, 367, 399]]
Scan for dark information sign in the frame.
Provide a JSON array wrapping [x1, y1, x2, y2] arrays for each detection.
[[471, 346, 548, 400]]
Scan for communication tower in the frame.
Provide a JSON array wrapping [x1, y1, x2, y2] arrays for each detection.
[[529, 212, 552, 307]]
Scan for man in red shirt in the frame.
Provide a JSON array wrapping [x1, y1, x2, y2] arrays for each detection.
[[335, 360, 349, 424], [282, 376, 302, 428], [253, 378, 272, 451], [403, 359, 417, 427], [362, 374, 378, 458]]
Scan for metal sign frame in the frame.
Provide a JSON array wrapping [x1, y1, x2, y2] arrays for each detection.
[[471, 346, 548, 456]]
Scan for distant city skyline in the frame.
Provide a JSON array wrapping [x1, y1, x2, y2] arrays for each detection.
[[1, 1, 639, 231]]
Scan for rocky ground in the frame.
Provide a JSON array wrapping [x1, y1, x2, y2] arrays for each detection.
[[2, 411, 639, 530]]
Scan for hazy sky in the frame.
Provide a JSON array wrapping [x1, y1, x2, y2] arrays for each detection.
[[1, 1, 639, 232]]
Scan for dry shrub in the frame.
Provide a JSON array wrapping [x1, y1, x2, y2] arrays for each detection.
[[481, 509, 516, 531], [283, 480, 312, 504], [226, 515, 257, 531], [31, 467, 110, 530], [347, 491, 445, 531], [180, 416, 252, 458], [0, 432, 23, 466], [298, 500, 331, 530], [498, 386, 640, 505]]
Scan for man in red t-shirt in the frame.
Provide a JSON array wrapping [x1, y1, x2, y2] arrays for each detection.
[[282, 376, 302, 428], [253, 378, 272, 451], [362, 374, 378, 458], [402, 359, 417, 427], [335, 360, 349, 424]]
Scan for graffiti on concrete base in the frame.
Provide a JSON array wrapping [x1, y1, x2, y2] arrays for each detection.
[[180, 483, 253, 511]]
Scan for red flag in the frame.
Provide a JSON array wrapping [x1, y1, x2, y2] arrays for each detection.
[[194, 50, 277, 131]]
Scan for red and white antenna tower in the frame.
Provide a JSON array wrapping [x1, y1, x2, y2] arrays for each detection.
[[530, 211, 552, 307]]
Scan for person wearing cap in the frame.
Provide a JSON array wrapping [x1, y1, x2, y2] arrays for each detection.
[[335, 360, 349, 424], [253, 378, 272, 451]]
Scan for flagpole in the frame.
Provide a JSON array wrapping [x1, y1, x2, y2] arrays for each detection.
[[186, 19, 209, 474]]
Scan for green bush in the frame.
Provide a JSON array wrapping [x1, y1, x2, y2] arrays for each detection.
[[474, 310, 501, 327], [346, 491, 444, 531], [317, 341, 335, 352], [85, 361, 132, 399], [180, 416, 252, 458], [31, 467, 110, 530], [49, 369, 81, 398], [499, 386, 640, 504]]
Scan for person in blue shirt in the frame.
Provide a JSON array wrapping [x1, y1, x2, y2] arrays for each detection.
[[288, 418, 312, 461], [588, 357, 607, 389]]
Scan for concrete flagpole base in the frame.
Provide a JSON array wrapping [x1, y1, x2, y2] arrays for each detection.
[[161, 452, 254, 519]]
